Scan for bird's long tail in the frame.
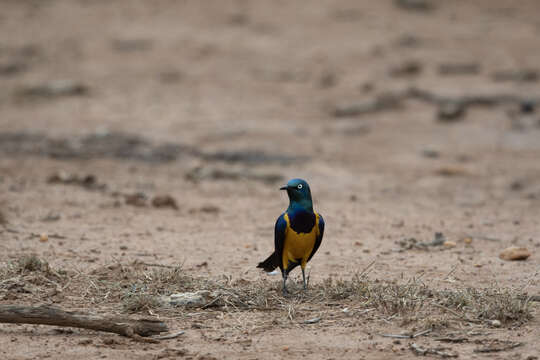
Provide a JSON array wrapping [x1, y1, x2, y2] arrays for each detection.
[[257, 252, 279, 272]]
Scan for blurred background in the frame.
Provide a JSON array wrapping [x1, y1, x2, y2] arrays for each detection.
[[1, 0, 539, 282]]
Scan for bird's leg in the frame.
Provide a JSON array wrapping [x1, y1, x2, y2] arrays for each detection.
[[282, 272, 288, 296], [302, 267, 307, 290]]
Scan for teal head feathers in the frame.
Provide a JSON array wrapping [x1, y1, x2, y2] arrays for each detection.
[[280, 178, 313, 212]]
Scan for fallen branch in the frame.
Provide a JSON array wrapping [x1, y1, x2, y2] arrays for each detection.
[[0, 304, 168, 339]]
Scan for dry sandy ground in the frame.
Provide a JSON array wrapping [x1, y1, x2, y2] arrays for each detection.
[[1, 0, 540, 359]]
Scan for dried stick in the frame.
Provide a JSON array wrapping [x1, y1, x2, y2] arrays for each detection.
[[0, 304, 168, 339]]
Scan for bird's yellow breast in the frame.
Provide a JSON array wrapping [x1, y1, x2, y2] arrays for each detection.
[[282, 213, 320, 270]]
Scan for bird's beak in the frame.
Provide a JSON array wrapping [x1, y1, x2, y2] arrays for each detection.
[[279, 185, 288, 191]]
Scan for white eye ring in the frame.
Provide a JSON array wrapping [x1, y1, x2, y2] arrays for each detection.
[[297, 184, 303, 189]]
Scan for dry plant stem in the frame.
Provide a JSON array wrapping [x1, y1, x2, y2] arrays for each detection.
[[431, 302, 481, 324], [381, 328, 431, 339], [410, 343, 458, 358], [0, 304, 168, 338], [137, 262, 178, 269], [474, 341, 523, 353], [152, 330, 185, 340]]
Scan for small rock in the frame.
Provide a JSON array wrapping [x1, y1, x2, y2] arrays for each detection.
[[434, 166, 468, 177], [39, 233, 48, 243], [443, 241, 456, 248], [463, 237, 473, 244], [124, 192, 147, 207], [437, 101, 465, 122], [499, 246, 531, 261], [490, 319, 501, 328], [151, 195, 179, 210], [389, 60, 422, 77]]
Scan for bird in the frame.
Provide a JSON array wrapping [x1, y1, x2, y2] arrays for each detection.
[[257, 178, 325, 295]]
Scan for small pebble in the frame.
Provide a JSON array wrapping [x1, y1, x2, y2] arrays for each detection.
[[39, 233, 49, 243], [490, 319, 501, 328], [499, 246, 531, 261]]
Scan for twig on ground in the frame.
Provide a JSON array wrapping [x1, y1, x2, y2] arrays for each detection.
[[443, 264, 459, 280], [381, 328, 431, 339], [136, 262, 178, 269], [435, 337, 469, 343], [465, 234, 501, 242], [358, 259, 376, 277], [431, 303, 481, 324], [0, 304, 168, 339], [152, 330, 185, 340], [410, 343, 459, 358], [473, 340, 523, 353]]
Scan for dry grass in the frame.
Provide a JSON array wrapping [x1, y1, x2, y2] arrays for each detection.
[[311, 275, 533, 325], [0, 256, 534, 327], [16, 254, 48, 272], [122, 293, 162, 312]]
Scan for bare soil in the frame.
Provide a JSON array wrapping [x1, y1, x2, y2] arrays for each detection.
[[1, 1, 539, 359]]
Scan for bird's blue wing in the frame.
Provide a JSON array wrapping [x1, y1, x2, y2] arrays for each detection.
[[308, 213, 324, 262], [275, 213, 288, 270]]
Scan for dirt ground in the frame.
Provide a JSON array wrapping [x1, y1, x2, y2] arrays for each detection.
[[1, 0, 540, 359]]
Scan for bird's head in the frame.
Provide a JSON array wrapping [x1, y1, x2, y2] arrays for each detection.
[[280, 178, 313, 211]]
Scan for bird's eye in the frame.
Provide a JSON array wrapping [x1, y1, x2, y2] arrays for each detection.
[[297, 184, 303, 189]]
